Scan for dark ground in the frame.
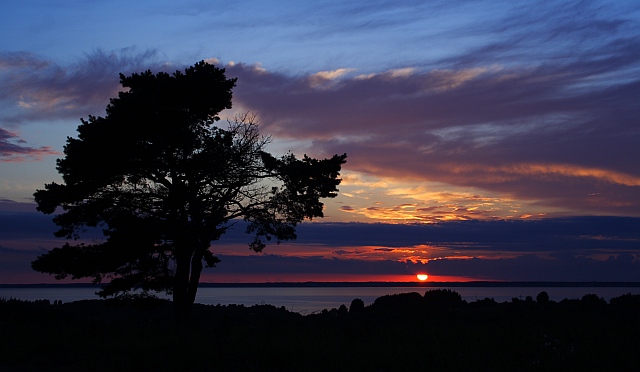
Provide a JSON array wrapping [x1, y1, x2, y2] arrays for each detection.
[[1, 290, 639, 371]]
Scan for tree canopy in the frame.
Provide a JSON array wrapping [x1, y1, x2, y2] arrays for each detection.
[[32, 61, 346, 315]]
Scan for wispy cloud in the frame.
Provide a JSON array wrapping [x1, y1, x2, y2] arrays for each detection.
[[0, 128, 58, 162]]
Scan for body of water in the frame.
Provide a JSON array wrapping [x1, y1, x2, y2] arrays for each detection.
[[1, 285, 638, 314]]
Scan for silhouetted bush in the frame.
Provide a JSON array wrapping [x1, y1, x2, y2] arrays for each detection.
[[369, 292, 423, 316], [581, 293, 606, 308], [537, 291, 550, 304], [468, 297, 498, 307], [423, 289, 465, 307], [610, 293, 640, 308], [349, 298, 365, 315]]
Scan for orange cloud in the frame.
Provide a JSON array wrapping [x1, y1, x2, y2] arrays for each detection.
[[445, 163, 640, 186], [308, 68, 355, 88], [333, 172, 534, 222]]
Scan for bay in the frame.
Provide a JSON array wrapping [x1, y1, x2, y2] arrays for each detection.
[[1, 285, 638, 314]]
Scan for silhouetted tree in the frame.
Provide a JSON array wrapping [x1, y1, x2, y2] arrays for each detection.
[[536, 291, 550, 304], [349, 298, 365, 316], [32, 61, 346, 316], [610, 293, 640, 308], [423, 289, 465, 307], [370, 292, 424, 318], [580, 294, 606, 308]]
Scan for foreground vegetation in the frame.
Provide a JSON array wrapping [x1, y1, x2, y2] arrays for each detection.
[[1, 290, 638, 371]]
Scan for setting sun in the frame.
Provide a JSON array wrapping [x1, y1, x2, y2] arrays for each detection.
[[416, 274, 428, 281]]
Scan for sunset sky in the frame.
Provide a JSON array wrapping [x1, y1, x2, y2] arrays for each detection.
[[1, 0, 639, 284]]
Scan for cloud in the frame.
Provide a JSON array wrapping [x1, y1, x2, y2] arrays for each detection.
[[424, 253, 640, 282], [308, 68, 356, 88], [215, 217, 640, 256], [0, 202, 102, 244], [2, 215, 638, 282], [0, 49, 167, 126], [0, 209, 57, 241], [1, 2, 637, 218], [206, 215, 640, 281], [223, 6, 640, 216], [0, 128, 58, 162], [205, 250, 640, 282], [444, 163, 640, 187]]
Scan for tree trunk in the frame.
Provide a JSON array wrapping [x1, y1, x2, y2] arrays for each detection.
[[187, 251, 204, 306], [173, 248, 205, 318], [173, 250, 192, 318]]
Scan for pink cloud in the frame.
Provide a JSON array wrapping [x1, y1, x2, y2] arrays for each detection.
[[0, 128, 58, 162]]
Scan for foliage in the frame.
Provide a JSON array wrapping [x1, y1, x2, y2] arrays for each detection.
[[423, 288, 465, 307], [2, 292, 639, 370], [349, 298, 365, 315], [537, 291, 550, 304], [31, 61, 346, 313]]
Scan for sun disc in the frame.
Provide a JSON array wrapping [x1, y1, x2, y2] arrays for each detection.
[[417, 274, 428, 281]]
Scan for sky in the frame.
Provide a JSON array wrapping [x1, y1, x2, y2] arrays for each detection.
[[1, 0, 639, 284]]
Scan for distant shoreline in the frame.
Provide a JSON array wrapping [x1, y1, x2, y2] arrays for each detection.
[[2, 281, 639, 288]]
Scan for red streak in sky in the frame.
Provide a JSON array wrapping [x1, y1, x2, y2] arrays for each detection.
[[199, 273, 476, 283]]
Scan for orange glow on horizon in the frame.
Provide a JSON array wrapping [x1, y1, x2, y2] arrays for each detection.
[[200, 273, 477, 283]]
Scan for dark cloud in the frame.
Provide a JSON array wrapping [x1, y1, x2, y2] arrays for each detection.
[[215, 217, 640, 255], [2, 215, 638, 282], [207, 251, 640, 282], [0, 203, 101, 242], [212, 254, 403, 275], [3, 201, 635, 259], [203, 215, 640, 282], [0, 245, 43, 277], [424, 253, 640, 282], [0, 212, 56, 240], [0, 49, 167, 125]]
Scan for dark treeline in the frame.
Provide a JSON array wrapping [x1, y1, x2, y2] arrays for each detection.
[[1, 290, 639, 371]]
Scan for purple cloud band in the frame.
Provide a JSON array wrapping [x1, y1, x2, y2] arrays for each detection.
[[223, 35, 639, 216]]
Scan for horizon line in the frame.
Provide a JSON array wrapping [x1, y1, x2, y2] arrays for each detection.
[[2, 281, 640, 288]]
